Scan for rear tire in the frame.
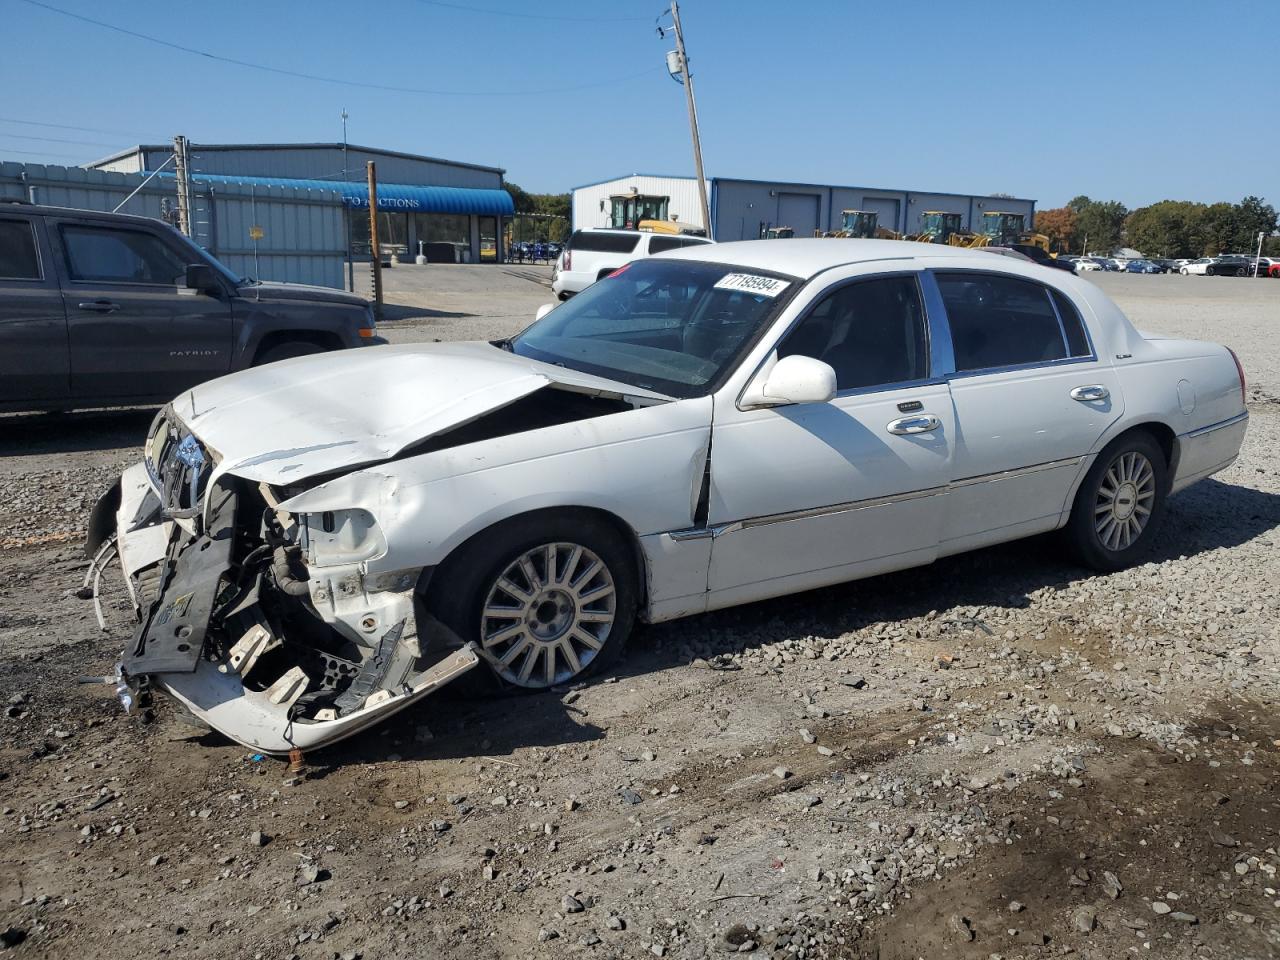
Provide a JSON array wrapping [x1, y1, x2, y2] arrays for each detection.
[[428, 512, 638, 694], [253, 341, 325, 365], [1064, 432, 1168, 572], [1235, 266, 1246, 277]]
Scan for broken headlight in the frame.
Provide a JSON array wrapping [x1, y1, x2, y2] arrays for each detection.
[[297, 508, 387, 567]]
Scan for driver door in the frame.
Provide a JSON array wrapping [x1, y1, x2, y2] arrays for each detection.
[[706, 271, 954, 605]]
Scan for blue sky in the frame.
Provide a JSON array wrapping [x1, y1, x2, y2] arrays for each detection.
[[3, 0, 1276, 209]]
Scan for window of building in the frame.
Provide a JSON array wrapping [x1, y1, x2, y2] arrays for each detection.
[[0, 219, 40, 280], [777, 275, 928, 391], [936, 273, 1088, 372], [413, 213, 469, 246], [60, 225, 186, 285]]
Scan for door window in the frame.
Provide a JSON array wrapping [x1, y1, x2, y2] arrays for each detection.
[[0, 219, 41, 279], [777, 275, 928, 391], [60, 225, 187, 285], [936, 272, 1091, 372]]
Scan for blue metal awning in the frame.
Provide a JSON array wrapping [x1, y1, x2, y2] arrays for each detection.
[[154, 171, 515, 216]]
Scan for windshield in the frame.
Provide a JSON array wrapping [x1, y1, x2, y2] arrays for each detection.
[[511, 258, 798, 398]]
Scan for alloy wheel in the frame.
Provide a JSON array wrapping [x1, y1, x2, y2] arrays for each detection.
[[479, 542, 616, 688], [1094, 451, 1156, 551]]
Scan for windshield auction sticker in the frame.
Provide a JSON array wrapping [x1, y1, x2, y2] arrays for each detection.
[[713, 273, 791, 297]]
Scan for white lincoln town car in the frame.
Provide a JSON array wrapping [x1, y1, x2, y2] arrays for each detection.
[[89, 239, 1249, 752]]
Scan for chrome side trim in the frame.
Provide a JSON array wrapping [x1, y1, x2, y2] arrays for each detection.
[[951, 456, 1083, 488], [740, 485, 947, 529], [1180, 411, 1248, 440], [665, 455, 1096, 542]]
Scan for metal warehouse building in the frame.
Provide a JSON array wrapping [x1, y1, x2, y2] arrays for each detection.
[[572, 173, 1035, 242], [86, 142, 516, 269]]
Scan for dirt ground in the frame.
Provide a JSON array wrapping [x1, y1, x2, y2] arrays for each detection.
[[1, 268, 1278, 960]]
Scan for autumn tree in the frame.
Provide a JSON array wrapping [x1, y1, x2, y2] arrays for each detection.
[[1033, 207, 1078, 253]]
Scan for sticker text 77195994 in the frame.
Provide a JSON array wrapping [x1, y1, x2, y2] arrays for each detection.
[[713, 274, 791, 298]]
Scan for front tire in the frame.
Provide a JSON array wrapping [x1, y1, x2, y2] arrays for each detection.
[[429, 513, 638, 692], [1065, 432, 1168, 572]]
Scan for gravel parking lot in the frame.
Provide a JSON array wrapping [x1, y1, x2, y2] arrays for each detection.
[[1, 267, 1277, 960]]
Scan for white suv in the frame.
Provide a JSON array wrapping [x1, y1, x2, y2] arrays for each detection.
[[551, 229, 713, 299]]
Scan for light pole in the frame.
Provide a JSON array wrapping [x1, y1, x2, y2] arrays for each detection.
[[341, 109, 353, 292], [660, 2, 711, 238], [1255, 230, 1265, 278]]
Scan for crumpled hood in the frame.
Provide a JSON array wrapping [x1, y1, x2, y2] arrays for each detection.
[[171, 341, 663, 485], [236, 280, 368, 307]]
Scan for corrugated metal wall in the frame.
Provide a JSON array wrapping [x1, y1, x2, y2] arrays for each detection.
[[712, 178, 1036, 240], [124, 145, 503, 190], [572, 175, 706, 232], [0, 161, 346, 288]]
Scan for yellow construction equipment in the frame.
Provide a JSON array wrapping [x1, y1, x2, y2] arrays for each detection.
[[760, 224, 794, 239], [945, 211, 1050, 252], [637, 218, 708, 237]]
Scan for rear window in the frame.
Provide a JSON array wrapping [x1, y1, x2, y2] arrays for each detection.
[[0, 219, 40, 280], [568, 231, 641, 254]]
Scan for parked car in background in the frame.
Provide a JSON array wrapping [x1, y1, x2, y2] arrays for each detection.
[[551, 228, 713, 299], [1181, 258, 1214, 275], [1269, 261, 1280, 279], [0, 202, 380, 413], [1006, 243, 1076, 272], [1074, 257, 1104, 272], [1183, 256, 1250, 277], [1246, 256, 1275, 277], [1149, 258, 1179, 273], [91, 238, 1249, 752], [1124, 259, 1163, 274]]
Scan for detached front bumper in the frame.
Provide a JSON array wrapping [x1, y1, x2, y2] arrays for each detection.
[[103, 459, 478, 754]]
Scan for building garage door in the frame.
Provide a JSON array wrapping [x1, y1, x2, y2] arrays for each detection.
[[777, 193, 820, 237], [861, 197, 901, 234]]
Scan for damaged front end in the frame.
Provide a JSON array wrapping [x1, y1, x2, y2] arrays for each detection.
[[93, 409, 479, 753]]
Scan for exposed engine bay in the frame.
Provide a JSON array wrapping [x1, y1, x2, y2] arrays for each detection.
[[88, 381, 648, 754]]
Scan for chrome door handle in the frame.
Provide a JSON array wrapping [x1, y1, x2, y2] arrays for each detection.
[[887, 414, 941, 435], [1070, 384, 1110, 402], [77, 300, 120, 313]]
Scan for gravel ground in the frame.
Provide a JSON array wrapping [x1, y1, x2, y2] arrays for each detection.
[[1, 267, 1277, 959]]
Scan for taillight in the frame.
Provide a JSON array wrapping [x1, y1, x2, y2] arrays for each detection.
[[1227, 347, 1246, 405], [563, 249, 572, 271]]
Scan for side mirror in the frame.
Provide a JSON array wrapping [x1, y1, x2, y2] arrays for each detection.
[[184, 263, 220, 295], [534, 303, 556, 322], [750, 354, 838, 407]]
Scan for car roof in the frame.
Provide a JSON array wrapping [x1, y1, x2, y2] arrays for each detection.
[[0, 200, 169, 228], [655, 237, 1047, 279]]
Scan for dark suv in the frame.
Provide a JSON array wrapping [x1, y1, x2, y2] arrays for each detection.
[[0, 202, 381, 412]]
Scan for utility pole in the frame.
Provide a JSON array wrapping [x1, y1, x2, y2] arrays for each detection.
[[666, 2, 711, 237], [172, 134, 192, 237], [367, 161, 383, 321], [341, 109, 353, 292]]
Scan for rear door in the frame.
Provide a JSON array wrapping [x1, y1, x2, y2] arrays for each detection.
[[50, 219, 234, 401], [0, 213, 69, 407], [932, 270, 1123, 549]]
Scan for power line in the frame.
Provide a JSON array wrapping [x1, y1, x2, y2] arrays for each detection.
[[17, 0, 659, 97], [0, 146, 89, 160], [0, 116, 167, 139], [408, 0, 648, 22], [0, 131, 128, 148]]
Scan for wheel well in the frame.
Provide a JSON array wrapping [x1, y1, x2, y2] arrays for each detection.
[[422, 506, 648, 610], [251, 330, 342, 363], [1118, 421, 1178, 477]]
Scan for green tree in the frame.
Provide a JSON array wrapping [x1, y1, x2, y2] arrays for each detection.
[[1073, 199, 1128, 254], [1231, 195, 1278, 253], [1125, 201, 1203, 258], [504, 181, 571, 243]]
